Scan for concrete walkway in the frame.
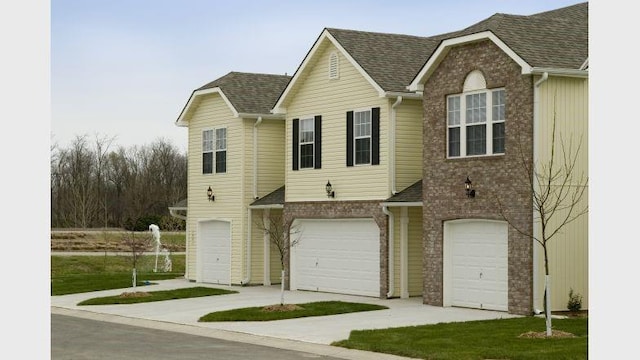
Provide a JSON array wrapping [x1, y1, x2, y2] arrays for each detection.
[[51, 278, 519, 359]]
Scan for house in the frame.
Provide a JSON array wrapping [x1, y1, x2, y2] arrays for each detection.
[[175, 2, 588, 315], [175, 71, 290, 285]]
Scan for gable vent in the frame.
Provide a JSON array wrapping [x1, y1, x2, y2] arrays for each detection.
[[329, 52, 339, 80]]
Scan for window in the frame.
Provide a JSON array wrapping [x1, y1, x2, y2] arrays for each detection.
[[202, 128, 227, 174], [292, 116, 322, 170], [347, 107, 379, 166], [447, 89, 505, 158]]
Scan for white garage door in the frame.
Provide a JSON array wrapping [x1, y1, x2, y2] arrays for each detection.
[[444, 220, 508, 311], [291, 219, 380, 297], [198, 220, 231, 285]]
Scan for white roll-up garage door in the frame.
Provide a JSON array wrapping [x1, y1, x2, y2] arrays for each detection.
[[291, 219, 380, 297], [198, 220, 231, 285], [444, 220, 508, 311]]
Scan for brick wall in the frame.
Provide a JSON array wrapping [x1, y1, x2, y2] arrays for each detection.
[[422, 40, 534, 315], [283, 201, 388, 297]]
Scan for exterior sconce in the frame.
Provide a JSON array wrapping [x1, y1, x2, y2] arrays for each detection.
[[207, 186, 215, 202], [326, 180, 335, 198], [465, 177, 475, 198]]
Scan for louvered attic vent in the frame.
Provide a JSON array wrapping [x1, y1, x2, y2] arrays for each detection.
[[329, 52, 339, 80]]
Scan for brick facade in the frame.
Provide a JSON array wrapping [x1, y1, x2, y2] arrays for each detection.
[[422, 40, 534, 315], [283, 200, 388, 297]]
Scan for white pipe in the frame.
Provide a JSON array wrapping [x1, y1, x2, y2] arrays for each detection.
[[390, 96, 403, 195], [382, 205, 395, 298], [533, 72, 548, 310], [253, 116, 263, 199], [241, 207, 252, 285]]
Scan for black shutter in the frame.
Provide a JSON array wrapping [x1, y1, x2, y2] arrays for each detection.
[[314, 115, 322, 169], [372, 107, 380, 165], [292, 118, 299, 171], [346, 111, 354, 167]]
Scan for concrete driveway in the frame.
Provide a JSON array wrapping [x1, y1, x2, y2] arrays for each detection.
[[52, 278, 518, 359]]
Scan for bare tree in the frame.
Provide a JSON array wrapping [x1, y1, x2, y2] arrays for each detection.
[[496, 108, 588, 336], [255, 210, 301, 306], [121, 231, 153, 289]]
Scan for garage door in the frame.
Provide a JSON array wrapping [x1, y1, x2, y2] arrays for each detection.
[[444, 220, 508, 311], [198, 220, 231, 285], [291, 219, 380, 297]]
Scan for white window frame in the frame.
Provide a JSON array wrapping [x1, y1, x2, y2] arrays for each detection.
[[215, 127, 227, 174], [299, 117, 315, 169], [446, 88, 505, 158], [353, 108, 372, 165], [202, 127, 227, 174]]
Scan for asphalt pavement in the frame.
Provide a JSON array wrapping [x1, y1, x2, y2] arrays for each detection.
[[51, 278, 519, 360]]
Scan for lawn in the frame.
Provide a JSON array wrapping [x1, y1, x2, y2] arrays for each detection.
[[51, 254, 185, 295], [333, 316, 588, 360], [78, 286, 237, 305], [199, 301, 388, 322]]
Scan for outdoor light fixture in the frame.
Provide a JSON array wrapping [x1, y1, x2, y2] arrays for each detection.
[[207, 186, 215, 202], [325, 180, 335, 198], [465, 177, 476, 198]]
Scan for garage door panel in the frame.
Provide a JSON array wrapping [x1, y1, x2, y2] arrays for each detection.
[[293, 219, 380, 297], [199, 220, 231, 285]]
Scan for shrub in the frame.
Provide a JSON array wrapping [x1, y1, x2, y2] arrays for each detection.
[[567, 288, 583, 312]]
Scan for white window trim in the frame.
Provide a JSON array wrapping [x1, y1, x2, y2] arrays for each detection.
[[202, 127, 228, 174], [353, 108, 372, 166], [215, 127, 227, 174], [299, 117, 315, 169], [447, 88, 505, 159]]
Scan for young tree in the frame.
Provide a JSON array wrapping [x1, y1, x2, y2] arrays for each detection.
[[255, 210, 301, 306], [495, 108, 588, 336], [121, 231, 153, 289]]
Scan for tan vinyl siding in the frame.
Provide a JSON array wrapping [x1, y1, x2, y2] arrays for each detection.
[[285, 43, 390, 201], [534, 75, 589, 311], [407, 207, 423, 296], [185, 93, 246, 283], [257, 120, 286, 196], [395, 99, 423, 191]]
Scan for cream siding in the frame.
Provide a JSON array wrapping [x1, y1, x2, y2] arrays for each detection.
[[285, 43, 390, 201], [394, 99, 423, 191], [534, 76, 589, 311]]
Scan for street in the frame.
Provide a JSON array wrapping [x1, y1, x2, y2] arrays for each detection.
[[52, 314, 341, 360]]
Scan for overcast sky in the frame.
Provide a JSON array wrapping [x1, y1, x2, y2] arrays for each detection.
[[51, 0, 584, 152]]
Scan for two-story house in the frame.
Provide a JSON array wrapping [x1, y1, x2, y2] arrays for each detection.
[[175, 2, 588, 315]]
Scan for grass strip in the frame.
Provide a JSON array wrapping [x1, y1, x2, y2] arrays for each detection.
[[199, 301, 388, 322], [78, 286, 237, 305], [51, 273, 183, 295], [332, 317, 587, 360]]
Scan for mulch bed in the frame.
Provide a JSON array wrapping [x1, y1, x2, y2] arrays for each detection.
[[261, 304, 304, 312], [519, 330, 576, 338], [119, 291, 152, 298]]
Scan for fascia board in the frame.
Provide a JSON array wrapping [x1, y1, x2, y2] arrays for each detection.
[[248, 204, 284, 209], [176, 87, 240, 126], [272, 29, 386, 114], [380, 202, 423, 207], [408, 31, 532, 91]]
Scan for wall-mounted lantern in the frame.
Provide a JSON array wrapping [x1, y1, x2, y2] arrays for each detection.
[[207, 186, 215, 202], [326, 180, 335, 198], [465, 177, 476, 198]]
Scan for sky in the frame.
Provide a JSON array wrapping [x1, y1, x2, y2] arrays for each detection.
[[51, 0, 586, 153]]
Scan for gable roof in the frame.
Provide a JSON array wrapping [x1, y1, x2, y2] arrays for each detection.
[[409, 2, 588, 90], [383, 180, 422, 205], [177, 72, 291, 126], [250, 186, 285, 208]]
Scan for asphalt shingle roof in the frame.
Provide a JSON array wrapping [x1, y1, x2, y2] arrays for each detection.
[[197, 72, 291, 114], [250, 186, 285, 207], [385, 180, 422, 203]]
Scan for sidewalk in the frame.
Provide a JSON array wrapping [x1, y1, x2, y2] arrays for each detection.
[[51, 278, 518, 359]]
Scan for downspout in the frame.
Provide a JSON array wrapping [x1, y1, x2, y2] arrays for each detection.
[[242, 116, 263, 285], [390, 96, 403, 195], [382, 205, 395, 298], [533, 72, 548, 313]]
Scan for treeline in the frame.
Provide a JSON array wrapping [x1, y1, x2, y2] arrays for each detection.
[[51, 134, 187, 230]]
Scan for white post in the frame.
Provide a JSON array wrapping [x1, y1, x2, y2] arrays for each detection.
[[154, 242, 160, 273], [132, 268, 137, 288], [545, 275, 552, 336], [280, 269, 285, 305]]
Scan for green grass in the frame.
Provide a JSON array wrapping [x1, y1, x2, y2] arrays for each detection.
[[51, 254, 185, 295], [332, 317, 588, 360], [199, 301, 388, 322], [78, 286, 237, 305]]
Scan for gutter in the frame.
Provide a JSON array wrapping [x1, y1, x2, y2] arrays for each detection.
[[390, 96, 403, 195], [530, 67, 587, 78], [532, 71, 549, 312], [382, 205, 395, 298]]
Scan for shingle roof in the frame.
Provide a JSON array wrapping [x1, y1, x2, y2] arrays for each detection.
[[385, 180, 422, 203], [197, 72, 291, 114], [448, 2, 588, 69], [250, 186, 285, 207]]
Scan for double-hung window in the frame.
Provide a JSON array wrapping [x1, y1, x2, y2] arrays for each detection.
[[346, 107, 379, 166], [202, 128, 227, 174], [447, 89, 505, 157], [299, 118, 315, 169], [292, 116, 322, 170]]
